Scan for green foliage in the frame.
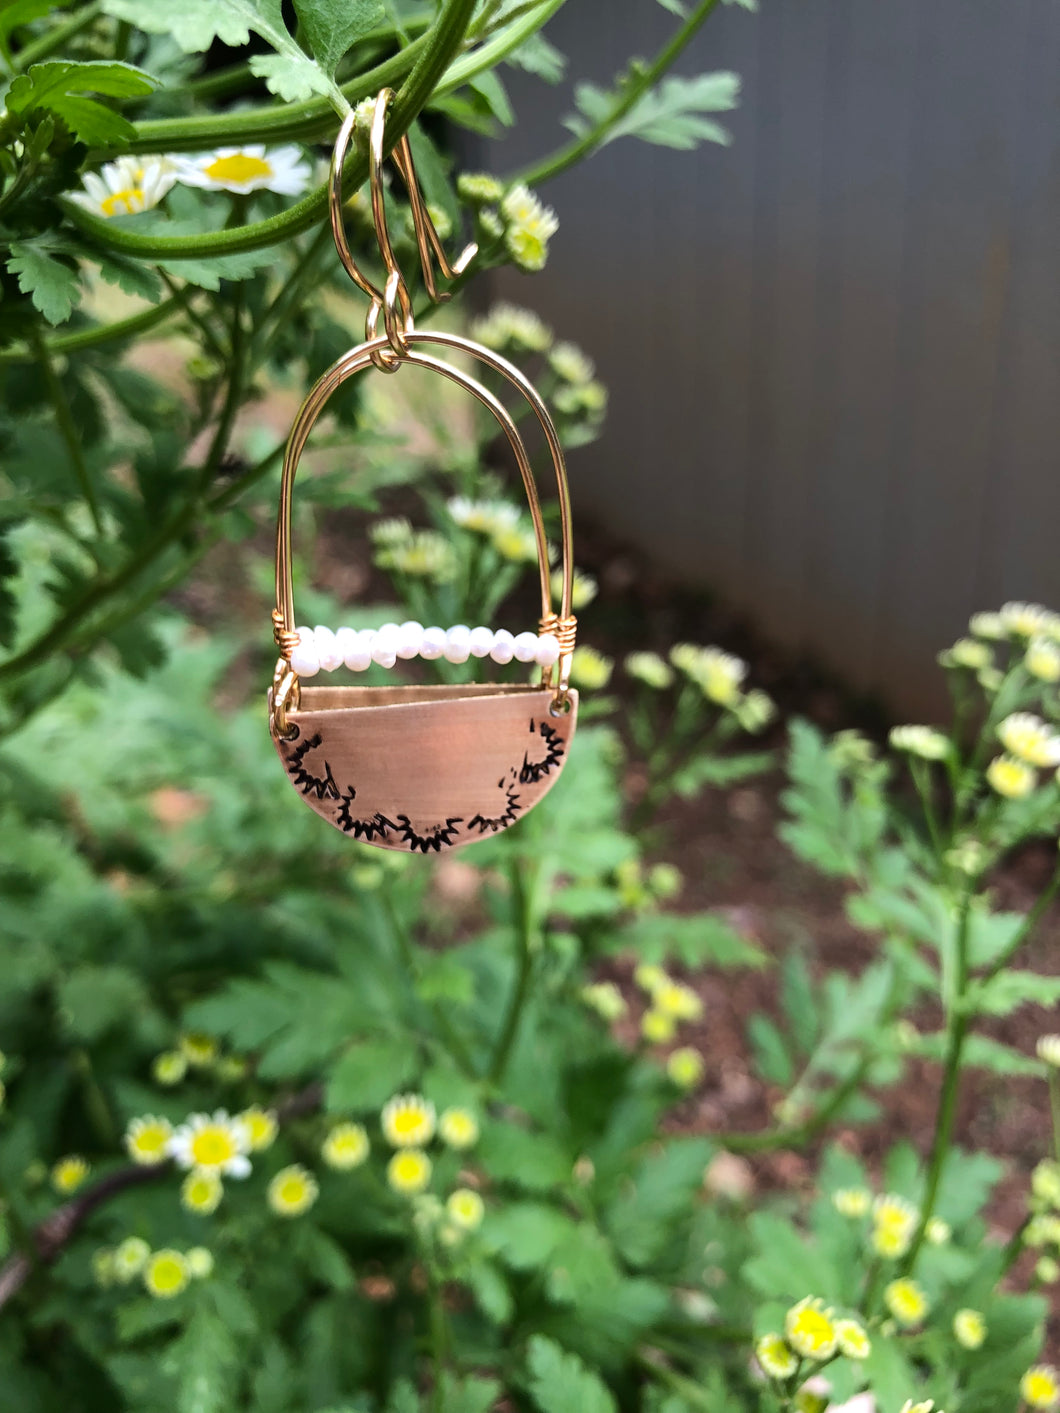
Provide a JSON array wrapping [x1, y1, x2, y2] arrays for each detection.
[[567, 70, 741, 151], [1, 3, 1058, 1413]]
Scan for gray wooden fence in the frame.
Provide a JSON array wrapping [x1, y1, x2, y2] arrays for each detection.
[[485, 0, 1060, 715]]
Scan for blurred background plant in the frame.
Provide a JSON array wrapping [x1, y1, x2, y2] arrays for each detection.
[[1, 4, 1060, 1413]]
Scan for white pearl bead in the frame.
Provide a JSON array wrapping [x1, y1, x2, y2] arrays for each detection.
[[444, 625, 471, 664], [397, 620, 424, 660], [372, 626, 399, 669], [468, 626, 494, 658], [513, 631, 539, 663], [489, 629, 515, 664], [420, 626, 446, 660], [338, 627, 373, 672], [290, 628, 319, 678], [313, 624, 343, 672], [535, 632, 561, 667]]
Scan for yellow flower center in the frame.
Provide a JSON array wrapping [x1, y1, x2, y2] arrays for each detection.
[[791, 1308, 834, 1352], [1025, 1373, 1058, 1403], [133, 1126, 169, 1156], [278, 1177, 307, 1206], [190, 1127, 236, 1166], [391, 1110, 427, 1139], [204, 153, 272, 185], [100, 187, 143, 217]]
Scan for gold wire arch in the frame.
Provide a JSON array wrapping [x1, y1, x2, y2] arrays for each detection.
[[270, 91, 577, 737]]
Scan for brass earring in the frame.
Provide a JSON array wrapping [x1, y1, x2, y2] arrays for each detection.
[[267, 90, 579, 853]]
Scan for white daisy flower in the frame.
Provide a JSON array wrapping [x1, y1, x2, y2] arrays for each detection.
[[168, 1109, 252, 1178], [69, 155, 176, 218], [173, 144, 312, 197]]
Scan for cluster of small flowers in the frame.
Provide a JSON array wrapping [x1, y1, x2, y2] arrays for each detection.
[[663, 643, 777, 731], [70, 146, 313, 219], [456, 175, 559, 272], [150, 1030, 247, 1088], [446, 497, 545, 570], [373, 527, 459, 584], [93, 1236, 212, 1299], [613, 857, 683, 913], [1023, 1150, 1060, 1284], [755, 1297, 871, 1382], [985, 712, 1060, 800], [372, 1094, 485, 1246], [948, 602, 1060, 693], [831, 1187, 952, 1259]]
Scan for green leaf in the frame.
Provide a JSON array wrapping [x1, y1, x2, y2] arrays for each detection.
[[88, 246, 162, 303], [616, 911, 766, 970], [7, 240, 80, 325], [247, 50, 331, 102], [605, 1137, 712, 1266], [964, 970, 1060, 1018], [565, 71, 739, 151], [6, 59, 158, 143], [327, 1036, 416, 1111], [158, 247, 277, 291], [0, 520, 20, 649], [438, 1373, 502, 1413], [478, 1121, 571, 1192], [747, 1012, 794, 1085], [415, 953, 474, 1006], [55, 964, 149, 1041], [464, 1260, 513, 1325], [483, 1202, 579, 1272], [505, 31, 566, 83], [292, 0, 384, 77], [0, 0, 57, 44], [100, 0, 285, 53], [162, 1306, 240, 1413], [525, 1335, 617, 1413], [911, 1030, 1040, 1076], [670, 749, 772, 795]]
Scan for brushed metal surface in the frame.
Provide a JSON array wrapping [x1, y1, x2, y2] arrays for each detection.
[[271, 684, 579, 851]]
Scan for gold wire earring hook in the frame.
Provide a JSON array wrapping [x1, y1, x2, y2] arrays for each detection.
[[328, 89, 478, 369]]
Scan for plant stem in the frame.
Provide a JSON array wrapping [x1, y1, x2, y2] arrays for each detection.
[[488, 854, 538, 1083], [514, 0, 723, 187], [1050, 1072, 1060, 1164], [199, 285, 247, 487], [0, 296, 180, 361], [67, 0, 478, 261], [427, 1268, 449, 1413], [717, 1060, 871, 1154], [14, 1, 102, 68], [435, 0, 567, 96], [902, 890, 973, 1272], [32, 325, 102, 535], [984, 862, 1060, 981]]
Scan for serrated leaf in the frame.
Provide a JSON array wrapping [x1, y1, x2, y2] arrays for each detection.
[[604, 1137, 711, 1266], [86, 245, 162, 303], [670, 749, 772, 795], [505, 31, 566, 83], [438, 1373, 502, 1413], [326, 1035, 415, 1111], [616, 911, 766, 970], [747, 1012, 794, 1085], [100, 0, 285, 53], [7, 240, 80, 324], [964, 970, 1060, 1018], [292, 0, 383, 77], [525, 1335, 616, 1413], [483, 1202, 579, 1271], [911, 1030, 1040, 1076], [55, 963, 149, 1040], [158, 247, 277, 291], [247, 50, 331, 102], [478, 1121, 570, 1192], [163, 1306, 239, 1413], [6, 59, 158, 143], [564, 71, 739, 151], [464, 1260, 513, 1324]]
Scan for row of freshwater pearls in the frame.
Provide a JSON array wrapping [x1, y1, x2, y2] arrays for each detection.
[[288, 622, 561, 678]]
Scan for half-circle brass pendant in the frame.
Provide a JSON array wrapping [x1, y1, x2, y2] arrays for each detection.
[[273, 684, 577, 852], [266, 92, 579, 852]]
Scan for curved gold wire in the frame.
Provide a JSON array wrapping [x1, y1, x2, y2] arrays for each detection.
[[272, 331, 577, 733], [328, 89, 477, 368], [273, 91, 574, 736]]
